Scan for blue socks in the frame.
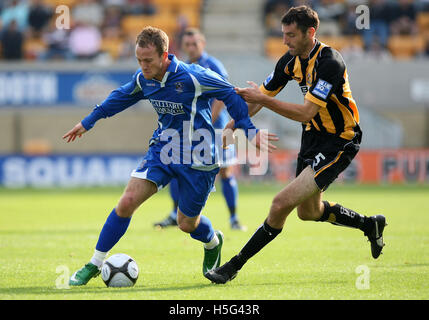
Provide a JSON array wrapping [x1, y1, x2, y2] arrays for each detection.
[[190, 215, 215, 243], [95, 208, 131, 252], [221, 176, 238, 222]]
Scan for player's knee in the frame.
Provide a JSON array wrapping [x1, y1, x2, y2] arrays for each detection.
[[270, 196, 292, 217], [117, 192, 138, 217], [177, 220, 196, 233], [297, 204, 322, 221], [297, 207, 313, 221]]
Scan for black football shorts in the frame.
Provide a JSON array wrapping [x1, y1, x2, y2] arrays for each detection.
[[296, 129, 361, 191]]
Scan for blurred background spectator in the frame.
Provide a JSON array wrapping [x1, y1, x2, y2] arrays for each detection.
[[126, 0, 158, 15], [0, 0, 429, 62], [39, 18, 72, 60], [1, 19, 24, 60], [389, 0, 418, 36], [1, 0, 29, 32], [72, 0, 104, 27], [68, 21, 102, 60], [263, 0, 429, 60], [314, 0, 345, 36], [28, 0, 53, 37], [362, 0, 391, 51]]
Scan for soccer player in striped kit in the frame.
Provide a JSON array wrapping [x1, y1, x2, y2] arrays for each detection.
[[206, 6, 387, 284]]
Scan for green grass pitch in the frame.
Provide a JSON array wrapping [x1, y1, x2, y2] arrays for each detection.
[[1, 183, 428, 300]]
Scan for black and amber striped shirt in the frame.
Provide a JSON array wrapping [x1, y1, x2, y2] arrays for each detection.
[[260, 39, 361, 141]]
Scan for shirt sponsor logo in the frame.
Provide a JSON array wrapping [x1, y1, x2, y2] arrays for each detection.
[[150, 99, 185, 115], [300, 86, 309, 95]]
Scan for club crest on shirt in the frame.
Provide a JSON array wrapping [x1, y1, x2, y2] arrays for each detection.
[[174, 82, 184, 93], [307, 73, 313, 85]]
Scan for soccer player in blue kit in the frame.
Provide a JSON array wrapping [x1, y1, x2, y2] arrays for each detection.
[[154, 28, 245, 231], [63, 26, 277, 286]]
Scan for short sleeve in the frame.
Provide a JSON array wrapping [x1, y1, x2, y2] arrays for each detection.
[[260, 53, 293, 97], [305, 49, 345, 108]]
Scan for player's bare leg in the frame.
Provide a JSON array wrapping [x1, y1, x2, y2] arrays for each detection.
[[266, 166, 320, 229], [296, 191, 324, 221], [205, 166, 319, 283], [69, 178, 157, 286], [116, 178, 158, 218], [206, 166, 386, 284], [153, 179, 179, 229]]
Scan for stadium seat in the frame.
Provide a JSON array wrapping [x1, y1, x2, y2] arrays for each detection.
[[318, 35, 364, 52], [387, 35, 425, 59], [101, 37, 123, 60], [265, 35, 364, 59], [265, 36, 287, 60], [121, 13, 179, 41], [43, 0, 77, 8], [24, 38, 47, 60], [178, 9, 200, 28], [417, 12, 429, 33], [153, 0, 201, 10]]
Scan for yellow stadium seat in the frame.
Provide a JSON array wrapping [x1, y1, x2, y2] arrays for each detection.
[[265, 37, 287, 60], [265, 35, 364, 60], [178, 9, 200, 28], [43, 0, 77, 8], [24, 38, 47, 60], [101, 37, 123, 60], [318, 35, 364, 52], [387, 35, 425, 59], [153, 0, 201, 10], [121, 13, 178, 40], [417, 12, 429, 33]]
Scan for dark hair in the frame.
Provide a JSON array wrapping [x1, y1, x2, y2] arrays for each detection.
[[136, 26, 169, 56], [281, 6, 319, 34], [183, 27, 206, 41]]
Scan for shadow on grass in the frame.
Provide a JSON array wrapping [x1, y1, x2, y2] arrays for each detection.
[[0, 283, 214, 297]]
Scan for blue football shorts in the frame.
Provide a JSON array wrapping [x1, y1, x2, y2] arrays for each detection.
[[131, 147, 219, 218]]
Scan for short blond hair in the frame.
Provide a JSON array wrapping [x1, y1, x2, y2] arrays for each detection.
[[136, 26, 169, 56]]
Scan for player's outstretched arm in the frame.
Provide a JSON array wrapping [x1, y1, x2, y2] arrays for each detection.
[[248, 102, 263, 117], [236, 81, 320, 123], [62, 122, 87, 143]]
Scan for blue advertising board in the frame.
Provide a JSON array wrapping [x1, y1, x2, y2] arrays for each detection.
[[0, 154, 144, 187], [0, 70, 134, 106]]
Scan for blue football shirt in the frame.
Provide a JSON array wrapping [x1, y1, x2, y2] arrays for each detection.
[[81, 54, 256, 171], [192, 51, 230, 129]]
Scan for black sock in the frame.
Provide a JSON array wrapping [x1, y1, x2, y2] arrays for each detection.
[[319, 201, 372, 233], [230, 219, 282, 270]]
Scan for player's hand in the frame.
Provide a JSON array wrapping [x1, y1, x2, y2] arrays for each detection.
[[222, 119, 236, 149], [250, 129, 279, 153], [62, 122, 87, 143], [235, 81, 266, 104]]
